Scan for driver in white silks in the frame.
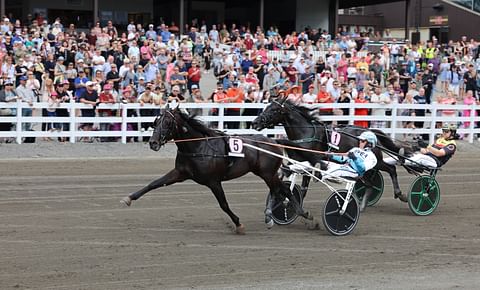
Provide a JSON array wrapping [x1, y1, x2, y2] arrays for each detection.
[[324, 131, 378, 210]]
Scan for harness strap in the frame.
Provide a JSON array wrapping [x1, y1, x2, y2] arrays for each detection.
[[290, 120, 323, 144], [177, 151, 229, 158]]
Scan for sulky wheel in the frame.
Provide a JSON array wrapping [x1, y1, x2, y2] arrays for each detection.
[[408, 175, 440, 216], [322, 189, 360, 236], [266, 181, 303, 225], [354, 170, 384, 207]]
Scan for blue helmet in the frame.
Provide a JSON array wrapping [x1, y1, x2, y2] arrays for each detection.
[[359, 131, 377, 148]]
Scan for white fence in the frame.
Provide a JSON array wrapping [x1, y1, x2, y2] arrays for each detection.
[[0, 101, 479, 144]]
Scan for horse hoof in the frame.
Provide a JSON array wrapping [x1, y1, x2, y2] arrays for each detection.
[[395, 193, 408, 203], [304, 211, 314, 220], [266, 218, 274, 229], [236, 224, 246, 235], [121, 197, 132, 207], [304, 217, 320, 230]]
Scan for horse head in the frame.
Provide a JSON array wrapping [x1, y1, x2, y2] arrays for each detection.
[[150, 104, 181, 151], [252, 97, 289, 130]]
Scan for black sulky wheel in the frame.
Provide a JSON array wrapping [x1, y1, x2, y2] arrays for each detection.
[[354, 170, 384, 207], [266, 181, 303, 225], [408, 175, 440, 216], [322, 189, 360, 236]]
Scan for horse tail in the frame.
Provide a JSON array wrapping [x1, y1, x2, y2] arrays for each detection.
[[370, 129, 414, 156]]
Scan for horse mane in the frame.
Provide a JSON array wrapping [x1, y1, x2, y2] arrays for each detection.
[[282, 98, 322, 124], [177, 110, 226, 137]]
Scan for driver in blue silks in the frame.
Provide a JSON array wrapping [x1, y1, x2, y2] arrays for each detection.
[[324, 131, 378, 180]]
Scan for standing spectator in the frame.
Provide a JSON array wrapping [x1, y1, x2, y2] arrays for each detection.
[[56, 81, 71, 142], [79, 81, 99, 135], [401, 93, 417, 140], [167, 85, 186, 103], [336, 92, 351, 126], [414, 88, 428, 140], [449, 62, 462, 97], [328, 80, 342, 101], [353, 90, 369, 128], [263, 66, 279, 95], [138, 85, 156, 134], [106, 63, 120, 91], [243, 87, 261, 129], [398, 62, 412, 95], [190, 85, 205, 116], [438, 57, 451, 93], [16, 76, 35, 132], [422, 64, 435, 104], [317, 83, 334, 118], [463, 63, 478, 96], [440, 91, 457, 119], [169, 66, 187, 93], [462, 90, 477, 138], [187, 59, 201, 95], [98, 83, 116, 141], [370, 86, 391, 128], [225, 82, 244, 129], [285, 58, 298, 85]]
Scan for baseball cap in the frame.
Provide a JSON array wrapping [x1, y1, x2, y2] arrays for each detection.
[[85, 81, 96, 87], [191, 84, 199, 90], [19, 76, 27, 81]]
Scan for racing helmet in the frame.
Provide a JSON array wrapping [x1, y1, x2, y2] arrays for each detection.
[[442, 123, 457, 139], [358, 131, 377, 148]]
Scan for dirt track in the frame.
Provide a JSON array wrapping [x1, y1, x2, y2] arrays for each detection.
[[1, 153, 480, 290]]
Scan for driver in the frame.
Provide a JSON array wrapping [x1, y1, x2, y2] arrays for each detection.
[[324, 131, 378, 180], [404, 123, 458, 169]]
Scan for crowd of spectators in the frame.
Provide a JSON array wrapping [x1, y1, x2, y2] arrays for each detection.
[[0, 14, 479, 142]]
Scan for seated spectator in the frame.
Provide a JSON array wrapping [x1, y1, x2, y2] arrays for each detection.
[[302, 84, 317, 104]]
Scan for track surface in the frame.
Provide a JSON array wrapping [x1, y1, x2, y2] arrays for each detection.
[[1, 153, 480, 289]]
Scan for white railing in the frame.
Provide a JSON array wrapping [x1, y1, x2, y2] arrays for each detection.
[[0, 101, 479, 144]]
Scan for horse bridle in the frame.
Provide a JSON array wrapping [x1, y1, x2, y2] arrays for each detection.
[[157, 110, 179, 144]]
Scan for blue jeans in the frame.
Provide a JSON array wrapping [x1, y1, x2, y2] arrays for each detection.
[[22, 108, 32, 131]]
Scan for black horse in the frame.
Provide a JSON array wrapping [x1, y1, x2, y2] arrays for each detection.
[[121, 105, 306, 234], [251, 98, 413, 204]]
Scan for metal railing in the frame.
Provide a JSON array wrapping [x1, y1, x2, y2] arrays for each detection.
[[0, 101, 479, 144]]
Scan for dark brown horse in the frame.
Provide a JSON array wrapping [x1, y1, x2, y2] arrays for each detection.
[[251, 98, 413, 205], [121, 106, 306, 234]]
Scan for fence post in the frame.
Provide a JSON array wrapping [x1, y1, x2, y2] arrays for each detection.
[[69, 99, 76, 143], [15, 99, 22, 144], [121, 104, 127, 144], [429, 105, 437, 144], [390, 103, 398, 139], [348, 102, 354, 125], [468, 106, 475, 143], [218, 104, 224, 131]]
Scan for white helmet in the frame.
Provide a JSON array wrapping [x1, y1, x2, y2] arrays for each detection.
[[359, 131, 377, 148]]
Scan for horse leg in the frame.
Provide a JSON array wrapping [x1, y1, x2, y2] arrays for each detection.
[[121, 169, 186, 206], [377, 162, 407, 202], [207, 182, 244, 235]]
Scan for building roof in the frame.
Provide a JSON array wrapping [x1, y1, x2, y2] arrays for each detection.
[[339, 0, 404, 9]]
